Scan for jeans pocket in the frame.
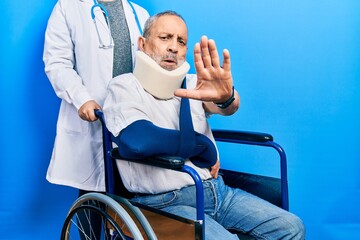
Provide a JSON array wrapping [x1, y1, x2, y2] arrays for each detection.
[[132, 191, 178, 209]]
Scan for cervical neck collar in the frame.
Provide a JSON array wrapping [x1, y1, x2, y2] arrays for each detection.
[[133, 51, 190, 99]]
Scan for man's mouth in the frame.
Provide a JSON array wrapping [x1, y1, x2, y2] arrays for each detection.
[[163, 58, 177, 65], [161, 59, 178, 71]]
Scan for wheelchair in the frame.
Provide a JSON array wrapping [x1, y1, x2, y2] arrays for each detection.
[[60, 110, 289, 240]]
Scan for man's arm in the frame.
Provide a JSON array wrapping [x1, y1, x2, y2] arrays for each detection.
[[43, 2, 98, 121], [113, 120, 217, 168]]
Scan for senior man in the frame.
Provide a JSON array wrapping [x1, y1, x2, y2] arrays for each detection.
[[103, 10, 305, 240]]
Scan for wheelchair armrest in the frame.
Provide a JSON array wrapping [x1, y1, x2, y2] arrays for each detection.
[[110, 148, 185, 170], [212, 129, 289, 211], [212, 129, 273, 143]]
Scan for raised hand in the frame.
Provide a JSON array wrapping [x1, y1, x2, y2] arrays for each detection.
[[174, 35, 233, 103]]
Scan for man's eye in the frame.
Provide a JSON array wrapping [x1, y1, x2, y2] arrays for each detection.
[[178, 40, 187, 46], [159, 36, 168, 40]]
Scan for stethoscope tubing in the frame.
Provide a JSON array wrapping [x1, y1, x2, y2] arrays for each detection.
[[92, 0, 143, 35]]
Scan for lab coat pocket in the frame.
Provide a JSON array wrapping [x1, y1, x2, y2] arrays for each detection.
[[60, 102, 89, 134]]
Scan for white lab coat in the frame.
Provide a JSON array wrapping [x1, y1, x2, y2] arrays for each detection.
[[43, 0, 149, 191]]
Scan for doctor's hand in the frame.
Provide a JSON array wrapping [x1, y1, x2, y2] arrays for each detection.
[[78, 100, 101, 122], [174, 35, 233, 103]]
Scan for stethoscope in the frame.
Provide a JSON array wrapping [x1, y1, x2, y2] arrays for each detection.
[[91, 0, 143, 49]]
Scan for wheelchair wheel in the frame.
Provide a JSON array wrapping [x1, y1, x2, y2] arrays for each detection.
[[61, 192, 145, 240]]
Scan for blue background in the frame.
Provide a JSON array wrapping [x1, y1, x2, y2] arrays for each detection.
[[1, 0, 359, 239]]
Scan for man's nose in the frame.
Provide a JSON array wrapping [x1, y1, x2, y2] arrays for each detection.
[[167, 39, 178, 53]]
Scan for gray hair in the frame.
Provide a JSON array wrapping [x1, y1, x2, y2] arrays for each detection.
[[142, 10, 186, 38]]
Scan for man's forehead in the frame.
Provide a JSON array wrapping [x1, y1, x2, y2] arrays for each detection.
[[152, 15, 187, 35]]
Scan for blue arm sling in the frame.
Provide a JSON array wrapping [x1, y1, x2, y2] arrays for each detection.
[[112, 120, 217, 168]]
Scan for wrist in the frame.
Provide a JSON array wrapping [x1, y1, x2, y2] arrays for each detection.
[[215, 86, 235, 109]]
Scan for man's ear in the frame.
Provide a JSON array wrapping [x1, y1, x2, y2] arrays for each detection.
[[138, 37, 146, 51]]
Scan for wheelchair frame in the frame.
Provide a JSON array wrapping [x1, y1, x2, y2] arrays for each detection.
[[60, 110, 289, 240]]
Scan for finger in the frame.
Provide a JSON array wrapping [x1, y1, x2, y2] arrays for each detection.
[[78, 109, 87, 121], [82, 114, 90, 121], [200, 36, 212, 68], [193, 42, 205, 73], [222, 49, 231, 72], [210, 165, 219, 178], [210, 168, 215, 178], [174, 88, 202, 100], [175, 87, 218, 101], [208, 39, 220, 68], [79, 113, 86, 121], [88, 109, 99, 122]]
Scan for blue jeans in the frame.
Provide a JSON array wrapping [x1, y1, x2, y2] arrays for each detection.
[[131, 176, 305, 240]]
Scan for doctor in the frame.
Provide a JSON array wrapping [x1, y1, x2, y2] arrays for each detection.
[[43, 0, 149, 195]]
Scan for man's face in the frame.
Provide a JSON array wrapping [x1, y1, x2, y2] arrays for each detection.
[[139, 15, 188, 71]]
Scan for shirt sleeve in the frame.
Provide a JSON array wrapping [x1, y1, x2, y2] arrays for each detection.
[[103, 74, 151, 136], [43, 0, 92, 109]]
